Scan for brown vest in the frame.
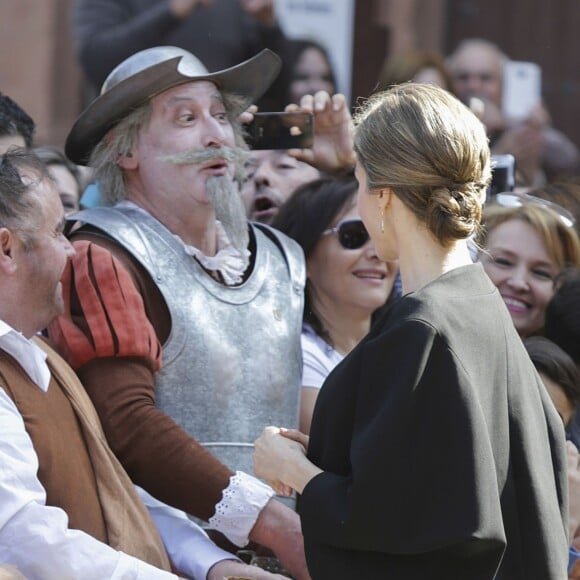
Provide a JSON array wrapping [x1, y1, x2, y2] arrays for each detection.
[[0, 339, 171, 571]]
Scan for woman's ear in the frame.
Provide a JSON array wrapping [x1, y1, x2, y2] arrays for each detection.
[[377, 188, 392, 213]]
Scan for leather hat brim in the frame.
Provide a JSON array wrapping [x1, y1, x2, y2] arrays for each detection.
[[66, 48, 281, 165]]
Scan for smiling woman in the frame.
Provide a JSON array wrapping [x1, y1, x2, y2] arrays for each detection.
[[478, 198, 580, 338]]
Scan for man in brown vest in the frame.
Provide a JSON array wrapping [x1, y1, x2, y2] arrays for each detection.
[[0, 149, 286, 579]]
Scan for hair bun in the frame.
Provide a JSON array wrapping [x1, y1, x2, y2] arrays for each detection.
[[427, 183, 482, 244]]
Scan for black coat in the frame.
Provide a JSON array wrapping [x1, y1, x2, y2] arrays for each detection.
[[300, 264, 568, 579]]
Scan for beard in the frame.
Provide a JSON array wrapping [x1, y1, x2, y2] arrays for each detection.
[[160, 146, 250, 252], [206, 175, 249, 253]]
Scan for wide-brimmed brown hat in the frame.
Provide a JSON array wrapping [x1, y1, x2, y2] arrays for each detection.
[[66, 46, 281, 165]]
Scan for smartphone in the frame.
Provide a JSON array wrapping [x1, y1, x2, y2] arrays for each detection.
[[487, 154, 516, 199], [502, 60, 541, 122], [245, 111, 314, 150]]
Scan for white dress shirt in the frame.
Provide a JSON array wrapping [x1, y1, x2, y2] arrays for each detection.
[[0, 321, 235, 579]]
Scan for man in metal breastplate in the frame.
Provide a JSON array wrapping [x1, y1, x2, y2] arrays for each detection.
[[48, 45, 355, 578]]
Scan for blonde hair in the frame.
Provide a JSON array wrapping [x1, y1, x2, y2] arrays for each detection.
[[479, 203, 580, 271], [354, 83, 491, 246]]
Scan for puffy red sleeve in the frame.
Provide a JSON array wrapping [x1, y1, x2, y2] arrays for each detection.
[[49, 240, 162, 372]]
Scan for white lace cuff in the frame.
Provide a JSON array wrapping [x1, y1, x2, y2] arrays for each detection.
[[208, 471, 275, 547]]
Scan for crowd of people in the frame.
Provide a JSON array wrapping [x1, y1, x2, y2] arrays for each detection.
[[0, 1, 579, 578]]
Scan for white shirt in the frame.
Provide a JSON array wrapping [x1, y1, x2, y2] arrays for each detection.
[[301, 323, 344, 389], [0, 321, 235, 579]]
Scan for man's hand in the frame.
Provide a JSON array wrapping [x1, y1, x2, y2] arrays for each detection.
[[287, 92, 356, 175], [240, 0, 276, 26], [249, 499, 311, 580], [208, 558, 288, 580], [492, 123, 544, 186]]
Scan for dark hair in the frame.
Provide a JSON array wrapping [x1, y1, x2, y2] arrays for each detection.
[[282, 38, 337, 102], [0, 93, 35, 148], [544, 267, 580, 365], [0, 148, 50, 248], [273, 177, 357, 342], [524, 336, 580, 416], [273, 176, 396, 344]]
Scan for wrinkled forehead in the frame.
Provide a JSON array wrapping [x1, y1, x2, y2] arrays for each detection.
[[151, 79, 224, 108]]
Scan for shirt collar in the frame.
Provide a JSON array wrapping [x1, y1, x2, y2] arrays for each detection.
[[0, 320, 50, 392]]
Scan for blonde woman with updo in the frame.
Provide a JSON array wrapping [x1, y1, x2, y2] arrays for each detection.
[[253, 84, 568, 579]]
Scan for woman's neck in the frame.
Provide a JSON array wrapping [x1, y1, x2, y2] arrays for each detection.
[[310, 296, 373, 356], [399, 233, 473, 295]]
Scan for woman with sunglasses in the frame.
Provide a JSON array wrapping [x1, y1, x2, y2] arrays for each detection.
[[272, 176, 398, 434], [254, 84, 568, 578], [478, 194, 580, 339]]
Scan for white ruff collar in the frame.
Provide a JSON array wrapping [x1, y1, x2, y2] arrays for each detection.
[[178, 220, 250, 285]]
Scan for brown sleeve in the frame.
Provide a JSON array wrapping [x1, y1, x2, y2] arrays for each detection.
[[78, 356, 231, 520], [48, 234, 233, 521]]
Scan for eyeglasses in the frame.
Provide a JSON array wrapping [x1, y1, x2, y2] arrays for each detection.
[[493, 192, 576, 228], [322, 218, 370, 250]]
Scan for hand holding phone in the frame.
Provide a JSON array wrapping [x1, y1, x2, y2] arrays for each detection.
[[245, 111, 314, 150]]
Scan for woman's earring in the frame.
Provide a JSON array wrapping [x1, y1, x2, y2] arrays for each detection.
[[380, 207, 385, 233]]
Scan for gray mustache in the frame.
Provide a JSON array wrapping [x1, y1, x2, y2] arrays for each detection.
[[159, 146, 247, 166]]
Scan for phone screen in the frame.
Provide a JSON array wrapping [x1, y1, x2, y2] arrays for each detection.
[[245, 112, 314, 150]]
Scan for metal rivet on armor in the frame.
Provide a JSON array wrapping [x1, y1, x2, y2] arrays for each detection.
[[293, 283, 301, 294], [156, 275, 163, 283], [273, 309, 282, 321]]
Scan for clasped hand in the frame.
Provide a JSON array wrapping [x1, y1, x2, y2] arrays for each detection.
[[253, 427, 311, 495]]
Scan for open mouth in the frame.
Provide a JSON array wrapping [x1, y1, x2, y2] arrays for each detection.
[[253, 196, 276, 213], [203, 159, 228, 172]]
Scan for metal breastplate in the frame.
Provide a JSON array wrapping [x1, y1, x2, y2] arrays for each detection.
[[72, 206, 305, 478]]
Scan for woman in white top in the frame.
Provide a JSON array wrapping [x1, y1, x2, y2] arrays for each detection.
[[272, 176, 398, 433]]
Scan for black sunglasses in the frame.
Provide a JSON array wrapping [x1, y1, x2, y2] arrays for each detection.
[[322, 218, 370, 250]]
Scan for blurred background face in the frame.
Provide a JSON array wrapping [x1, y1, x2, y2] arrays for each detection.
[[47, 163, 81, 215], [241, 150, 320, 224], [289, 47, 335, 103], [450, 44, 503, 107], [480, 218, 558, 337], [307, 202, 396, 317]]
